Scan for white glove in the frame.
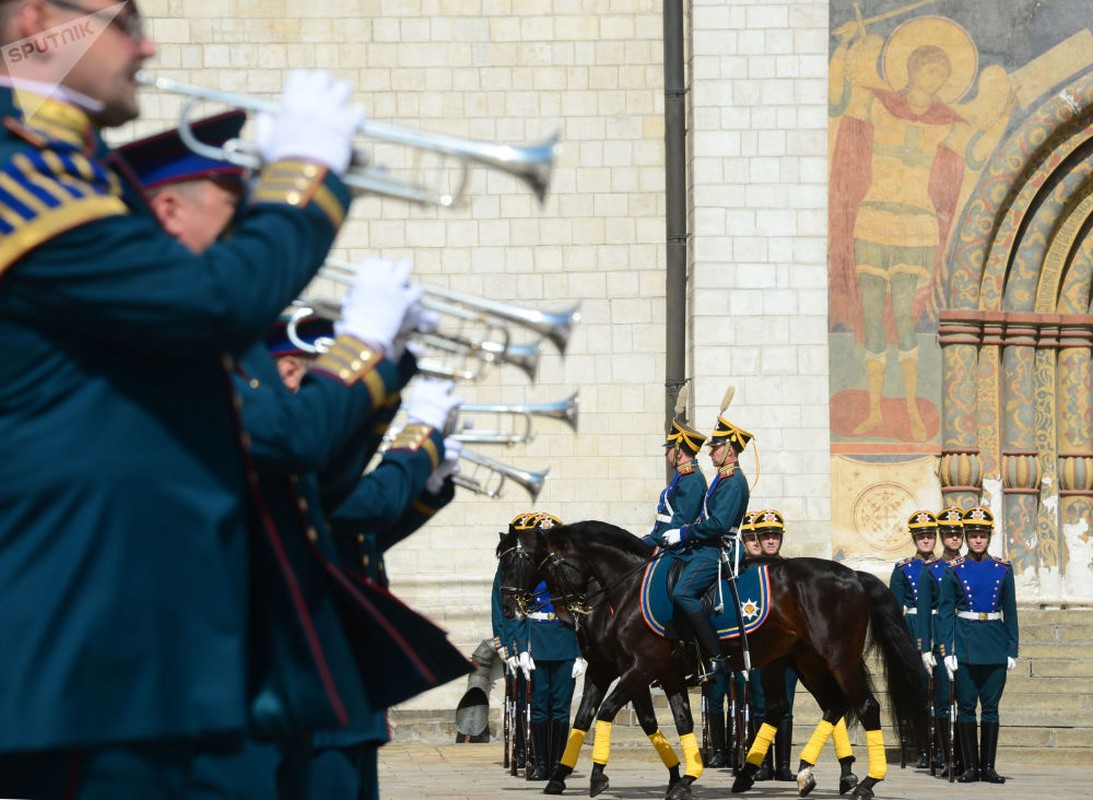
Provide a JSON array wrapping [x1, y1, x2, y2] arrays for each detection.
[[518, 651, 535, 680], [389, 304, 440, 361], [406, 378, 462, 431], [1007, 656, 1016, 671], [659, 529, 682, 548], [506, 655, 519, 675], [426, 437, 462, 493], [333, 258, 422, 354], [921, 652, 937, 671], [256, 70, 365, 174], [944, 655, 958, 681], [572, 657, 588, 680]]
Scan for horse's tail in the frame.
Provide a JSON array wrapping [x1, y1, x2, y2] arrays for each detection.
[[856, 570, 930, 748]]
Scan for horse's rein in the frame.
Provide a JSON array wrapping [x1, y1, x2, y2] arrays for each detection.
[[538, 546, 663, 617]]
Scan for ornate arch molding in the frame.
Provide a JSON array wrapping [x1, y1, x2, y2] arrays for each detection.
[[940, 68, 1093, 599]]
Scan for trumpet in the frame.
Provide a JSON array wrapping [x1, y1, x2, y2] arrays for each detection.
[[288, 299, 543, 383], [321, 260, 579, 355], [455, 449, 548, 501], [454, 393, 579, 445], [136, 71, 560, 207]]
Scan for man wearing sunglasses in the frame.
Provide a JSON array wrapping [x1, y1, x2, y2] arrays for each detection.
[[0, 1, 374, 795]]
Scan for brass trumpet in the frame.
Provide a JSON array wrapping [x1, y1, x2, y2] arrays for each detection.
[[320, 260, 579, 355], [455, 449, 548, 501], [454, 393, 579, 445], [136, 71, 560, 207]]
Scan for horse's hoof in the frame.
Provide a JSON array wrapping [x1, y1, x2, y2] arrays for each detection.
[[797, 766, 816, 798], [731, 763, 757, 793], [839, 772, 859, 795], [849, 783, 874, 800], [589, 774, 609, 797], [665, 779, 693, 800]]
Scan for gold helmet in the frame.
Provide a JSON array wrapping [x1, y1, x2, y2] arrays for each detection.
[[708, 386, 754, 452]]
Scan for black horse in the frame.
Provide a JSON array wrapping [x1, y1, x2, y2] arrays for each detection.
[[497, 520, 929, 800]]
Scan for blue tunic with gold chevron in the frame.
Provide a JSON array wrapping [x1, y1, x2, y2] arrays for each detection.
[[889, 555, 929, 644], [0, 86, 351, 754]]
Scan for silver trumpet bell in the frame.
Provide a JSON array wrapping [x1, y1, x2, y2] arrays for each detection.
[[320, 259, 579, 356], [455, 449, 548, 501], [136, 71, 561, 207], [454, 392, 579, 445]]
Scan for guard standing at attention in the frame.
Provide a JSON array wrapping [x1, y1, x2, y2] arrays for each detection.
[[889, 508, 937, 767], [515, 513, 581, 781], [642, 386, 707, 548], [917, 505, 966, 775], [661, 387, 752, 677], [938, 506, 1019, 785]]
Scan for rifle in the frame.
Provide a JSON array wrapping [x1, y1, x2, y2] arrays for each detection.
[[739, 671, 751, 774], [728, 674, 739, 774], [927, 672, 936, 776], [948, 679, 957, 783], [502, 663, 512, 771], [524, 664, 534, 781], [700, 684, 709, 765]]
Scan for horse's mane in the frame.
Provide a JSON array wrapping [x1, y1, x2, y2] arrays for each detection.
[[551, 519, 653, 557]]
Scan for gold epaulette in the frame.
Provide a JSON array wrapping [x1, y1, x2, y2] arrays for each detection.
[[949, 557, 965, 567], [0, 139, 127, 275], [677, 462, 696, 475], [991, 555, 1011, 566], [250, 159, 346, 229], [717, 463, 737, 478], [895, 556, 913, 567], [311, 335, 386, 402], [386, 422, 440, 469]]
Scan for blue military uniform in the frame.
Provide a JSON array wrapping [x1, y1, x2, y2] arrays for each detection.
[[0, 86, 352, 794], [501, 512, 580, 781], [668, 397, 752, 678], [937, 506, 1019, 784], [916, 505, 964, 773], [492, 565, 530, 771], [642, 417, 708, 548], [888, 509, 939, 648]]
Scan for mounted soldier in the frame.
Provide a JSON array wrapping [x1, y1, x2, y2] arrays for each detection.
[[659, 387, 753, 677]]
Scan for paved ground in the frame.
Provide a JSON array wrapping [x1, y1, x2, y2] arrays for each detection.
[[377, 743, 1091, 799]]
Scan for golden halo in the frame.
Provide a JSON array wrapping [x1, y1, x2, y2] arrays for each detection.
[[882, 15, 977, 104]]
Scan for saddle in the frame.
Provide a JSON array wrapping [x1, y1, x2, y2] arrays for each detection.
[[640, 554, 771, 641]]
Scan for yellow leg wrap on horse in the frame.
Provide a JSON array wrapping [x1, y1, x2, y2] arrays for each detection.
[[591, 720, 612, 765], [561, 728, 588, 769], [865, 728, 888, 780], [833, 718, 853, 759], [680, 732, 704, 779], [745, 722, 778, 767], [799, 719, 835, 766], [648, 729, 681, 769]]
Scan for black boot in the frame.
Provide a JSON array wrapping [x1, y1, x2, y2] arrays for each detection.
[[528, 721, 550, 780], [979, 722, 1005, 784], [774, 718, 795, 781], [551, 721, 569, 775], [956, 722, 979, 783], [937, 723, 952, 778], [684, 610, 731, 676], [914, 748, 930, 769], [514, 722, 526, 771], [707, 711, 727, 768]]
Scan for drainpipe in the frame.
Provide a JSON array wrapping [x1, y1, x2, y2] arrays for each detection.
[[663, 1, 688, 479]]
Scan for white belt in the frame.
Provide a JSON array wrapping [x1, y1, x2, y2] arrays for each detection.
[[528, 611, 556, 621], [904, 608, 918, 615], [655, 513, 672, 523], [958, 611, 1002, 621]]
